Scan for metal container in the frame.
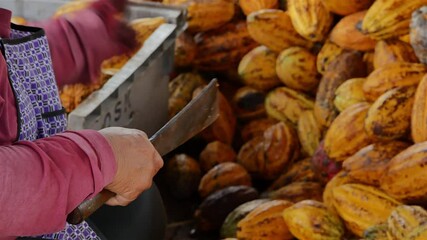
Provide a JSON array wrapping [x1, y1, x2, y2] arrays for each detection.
[[0, 0, 186, 136]]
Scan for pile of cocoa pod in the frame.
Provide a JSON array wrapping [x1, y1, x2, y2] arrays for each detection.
[[162, 0, 427, 239]]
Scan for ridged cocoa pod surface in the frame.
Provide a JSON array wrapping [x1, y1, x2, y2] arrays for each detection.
[[362, 62, 427, 102], [282, 200, 345, 240], [237, 200, 294, 240], [198, 162, 252, 199], [199, 141, 237, 172], [329, 11, 376, 51], [237, 122, 300, 180], [287, 0, 333, 42], [343, 141, 410, 187], [314, 51, 367, 128], [361, 0, 427, 40], [364, 86, 416, 140], [324, 103, 374, 162], [193, 22, 258, 71], [332, 183, 401, 237], [387, 205, 427, 240], [373, 39, 418, 69], [247, 9, 313, 52], [381, 142, 427, 204], [320, 0, 374, 16]]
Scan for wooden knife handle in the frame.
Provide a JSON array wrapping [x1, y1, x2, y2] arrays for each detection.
[[66, 189, 115, 225]]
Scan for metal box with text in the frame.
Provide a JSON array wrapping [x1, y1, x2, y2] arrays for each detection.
[[0, 0, 186, 136]]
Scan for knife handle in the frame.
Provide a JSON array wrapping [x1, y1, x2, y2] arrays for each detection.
[[67, 189, 115, 224]]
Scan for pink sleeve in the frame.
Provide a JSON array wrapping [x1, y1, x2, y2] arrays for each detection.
[[30, 3, 131, 88], [0, 130, 117, 237]]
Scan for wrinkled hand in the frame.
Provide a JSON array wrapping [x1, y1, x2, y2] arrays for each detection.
[[99, 127, 163, 206]]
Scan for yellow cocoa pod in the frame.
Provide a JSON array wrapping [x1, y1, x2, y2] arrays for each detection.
[[388, 205, 427, 240], [193, 21, 258, 71], [362, 224, 390, 240], [364, 86, 416, 140], [237, 122, 300, 180], [276, 47, 320, 92], [323, 171, 355, 214], [264, 181, 324, 202], [314, 51, 367, 128], [198, 162, 251, 199], [220, 199, 270, 239], [199, 141, 236, 172], [332, 183, 401, 237], [287, 0, 333, 42], [265, 87, 314, 125], [267, 158, 317, 191], [408, 224, 427, 240], [316, 40, 345, 75], [239, 0, 279, 16], [282, 200, 345, 240], [247, 9, 313, 52], [330, 11, 376, 51], [363, 62, 427, 102], [412, 74, 427, 143], [324, 102, 374, 162], [373, 39, 419, 69], [343, 141, 411, 186], [237, 200, 294, 240], [380, 142, 427, 203], [238, 45, 281, 91], [334, 78, 366, 112], [320, 0, 373, 16], [165, 0, 235, 33], [297, 110, 322, 156], [168, 73, 206, 118], [361, 0, 427, 40]]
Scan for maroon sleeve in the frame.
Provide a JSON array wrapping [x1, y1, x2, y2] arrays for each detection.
[[0, 130, 117, 238], [0, 6, 120, 238], [29, 1, 134, 88]]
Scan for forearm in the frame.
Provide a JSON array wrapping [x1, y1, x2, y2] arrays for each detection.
[[0, 130, 116, 237]]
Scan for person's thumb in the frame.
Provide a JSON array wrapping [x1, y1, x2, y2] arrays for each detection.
[[105, 194, 133, 206]]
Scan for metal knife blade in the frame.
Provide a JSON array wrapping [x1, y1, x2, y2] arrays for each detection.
[[66, 79, 219, 224]]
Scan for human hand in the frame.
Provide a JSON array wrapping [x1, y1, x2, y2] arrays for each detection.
[[91, 0, 138, 51], [99, 127, 163, 206], [108, 0, 128, 13]]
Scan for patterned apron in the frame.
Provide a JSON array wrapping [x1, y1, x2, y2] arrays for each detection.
[[0, 24, 101, 240]]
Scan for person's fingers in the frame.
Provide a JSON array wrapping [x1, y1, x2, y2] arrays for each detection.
[[105, 194, 133, 206], [112, 21, 138, 51]]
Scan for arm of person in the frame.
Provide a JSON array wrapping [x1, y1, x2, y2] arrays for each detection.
[[29, 0, 137, 88], [0, 127, 163, 238], [0, 130, 117, 237]]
